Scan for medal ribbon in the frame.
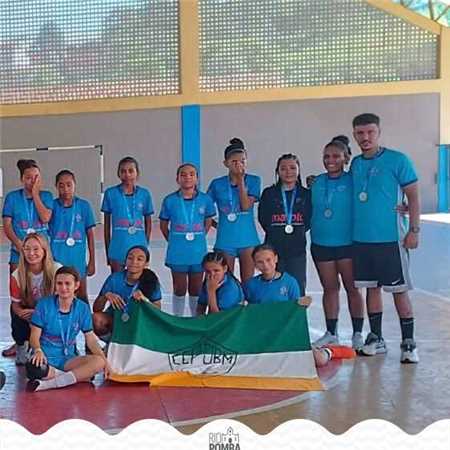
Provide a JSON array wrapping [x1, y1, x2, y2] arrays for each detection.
[[123, 282, 139, 316], [22, 190, 35, 230], [121, 186, 136, 228], [281, 187, 297, 226], [56, 296, 74, 356], [324, 177, 335, 211], [66, 198, 77, 240], [360, 147, 383, 194], [179, 192, 196, 233]]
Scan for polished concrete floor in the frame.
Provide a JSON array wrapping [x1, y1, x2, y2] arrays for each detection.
[[0, 223, 449, 434]]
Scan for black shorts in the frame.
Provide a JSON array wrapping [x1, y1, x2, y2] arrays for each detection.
[[310, 243, 353, 262], [352, 241, 412, 292]]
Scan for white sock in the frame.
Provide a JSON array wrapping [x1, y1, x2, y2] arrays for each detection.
[[187, 295, 198, 317], [172, 294, 186, 316], [35, 371, 76, 391]]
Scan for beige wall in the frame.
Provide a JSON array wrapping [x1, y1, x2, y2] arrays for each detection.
[[202, 93, 439, 213], [0, 108, 181, 221]]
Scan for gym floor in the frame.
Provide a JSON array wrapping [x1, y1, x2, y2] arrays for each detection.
[[0, 221, 449, 435]]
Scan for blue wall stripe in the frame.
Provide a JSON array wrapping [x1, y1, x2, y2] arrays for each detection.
[[181, 105, 201, 180], [437, 144, 449, 212]]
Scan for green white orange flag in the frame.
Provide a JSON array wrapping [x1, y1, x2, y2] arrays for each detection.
[[108, 301, 323, 391]]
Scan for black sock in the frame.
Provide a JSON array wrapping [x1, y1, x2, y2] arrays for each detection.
[[368, 312, 383, 338], [325, 319, 338, 335], [400, 317, 414, 340], [351, 317, 364, 334]]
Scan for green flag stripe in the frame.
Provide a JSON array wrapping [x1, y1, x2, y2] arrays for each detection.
[[111, 301, 312, 354]]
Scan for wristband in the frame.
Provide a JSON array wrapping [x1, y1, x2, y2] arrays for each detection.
[[409, 226, 420, 233]]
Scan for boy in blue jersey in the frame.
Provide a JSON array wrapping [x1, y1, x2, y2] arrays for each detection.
[[350, 113, 420, 363]]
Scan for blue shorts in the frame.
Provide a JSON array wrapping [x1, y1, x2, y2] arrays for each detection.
[[214, 246, 253, 258], [166, 263, 203, 273]]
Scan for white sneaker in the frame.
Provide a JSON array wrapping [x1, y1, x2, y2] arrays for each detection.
[[352, 332, 364, 351], [400, 338, 419, 364], [15, 343, 29, 366], [360, 332, 387, 356], [313, 331, 339, 348]]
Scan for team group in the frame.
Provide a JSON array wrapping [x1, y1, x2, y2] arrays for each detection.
[[0, 112, 421, 393]]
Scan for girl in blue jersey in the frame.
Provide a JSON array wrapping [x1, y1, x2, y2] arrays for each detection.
[[102, 157, 154, 273], [207, 138, 261, 283], [27, 266, 109, 392], [310, 136, 364, 351], [160, 163, 216, 317], [93, 246, 161, 341], [244, 244, 301, 304], [2, 159, 53, 272], [197, 251, 244, 315], [2, 159, 53, 358], [49, 170, 96, 301]]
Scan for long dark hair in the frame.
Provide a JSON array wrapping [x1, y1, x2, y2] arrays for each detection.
[[275, 153, 303, 187], [138, 268, 159, 299]]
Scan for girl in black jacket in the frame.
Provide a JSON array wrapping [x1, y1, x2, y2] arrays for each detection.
[[258, 154, 311, 295]]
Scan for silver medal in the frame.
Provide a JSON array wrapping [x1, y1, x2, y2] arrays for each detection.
[[358, 191, 368, 202], [128, 226, 137, 235], [284, 224, 294, 234], [66, 237, 76, 247], [121, 312, 130, 322], [26, 228, 36, 234], [324, 209, 333, 219], [227, 213, 237, 222], [185, 232, 195, 241]]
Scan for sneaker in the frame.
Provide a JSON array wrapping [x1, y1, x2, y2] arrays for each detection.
[[400, 338, 419, 364], [2, 343, 16, 357], [313, 331, 339, 348], [351, 332, 364, 351], [359, 332, 387, 356], [15, 343, 29, 366], [26, 380, 41, 392]]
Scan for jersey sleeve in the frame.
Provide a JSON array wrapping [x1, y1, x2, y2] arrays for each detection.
[[204, 194, 216, 218], [2, 191, 15, 218], [289, 276, 301, 301], [30, 300, 46, 328], [9, 273, 22, 303], [397, 153, 418, 187], [42, 191, 54, 210], [83, 200, 96, 230], [142, 188, 154, 216], [159, 196, 171, 221], [242, 279, 254, 303], [247, 176, 261, 201], [257, 187, 271, 231], [101, 188, 112, 214], [206, 180, 217, 204], [150, 282, 162, 302], [80, 302, 93, 333], [99, 274, 114, 296]]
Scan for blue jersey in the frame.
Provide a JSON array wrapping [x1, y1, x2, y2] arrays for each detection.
[[198, 273, 244, 311], [207, 174, 261, 250], [101, 184, 154, 263], [310, 172, 353, 246], [244, 272, 300, 304], [31, 295, 92, 365], [2, 189, 53, 263], [99, 270, 162, 304], [49, 197, 96, 277], [350, 148, 418, 243], [159, 190, 215, 266]]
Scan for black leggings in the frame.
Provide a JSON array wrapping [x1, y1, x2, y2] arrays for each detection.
[[11, 306, 31, 345]]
